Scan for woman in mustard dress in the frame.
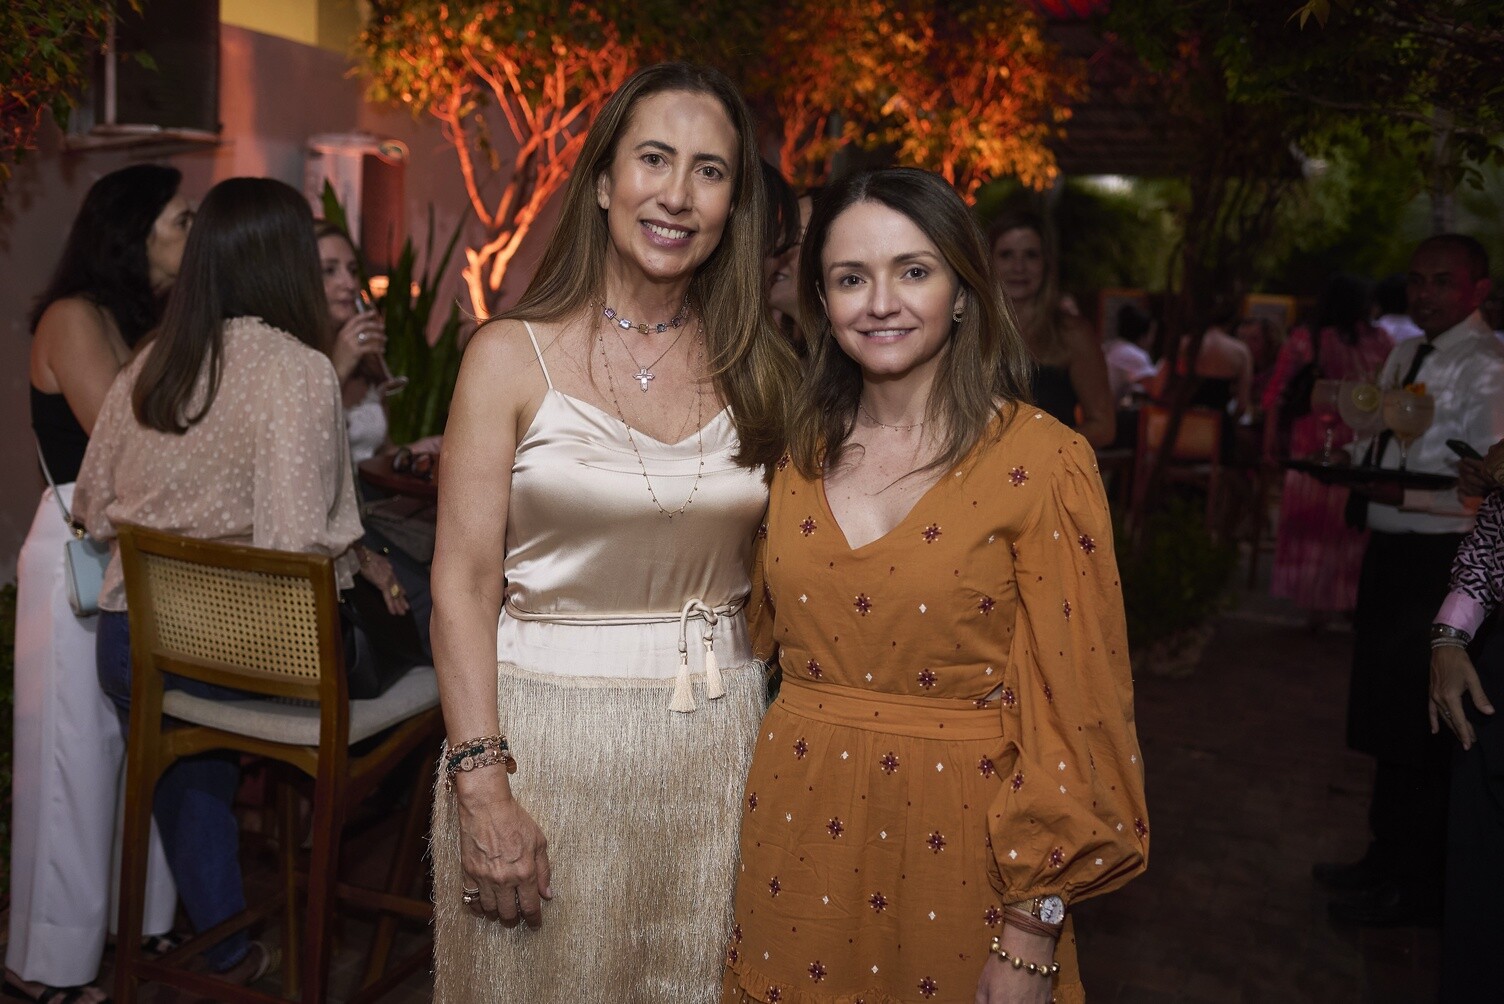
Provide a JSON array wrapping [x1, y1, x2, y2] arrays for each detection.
[[723, 169, 1149, 1004]]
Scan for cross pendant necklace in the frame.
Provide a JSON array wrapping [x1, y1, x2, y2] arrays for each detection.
[[612, 321, 690, 392]]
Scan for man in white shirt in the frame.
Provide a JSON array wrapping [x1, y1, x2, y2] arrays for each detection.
[[1104, 303, 1158, 406], [1316, 235, 1503, 927]]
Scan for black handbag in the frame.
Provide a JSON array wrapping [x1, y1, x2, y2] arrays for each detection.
[[339, 576, 426, 699]]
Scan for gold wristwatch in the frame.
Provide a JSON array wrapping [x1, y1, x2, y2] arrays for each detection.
[[1019, 895, 1066, 926]]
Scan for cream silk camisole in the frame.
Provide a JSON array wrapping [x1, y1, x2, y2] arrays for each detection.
[[495, 323, 767, 700]]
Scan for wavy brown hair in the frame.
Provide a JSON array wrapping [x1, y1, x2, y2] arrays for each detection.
[[133, 178, 328, 433], [498, 62, 797, 470], [787, 168, 1034, 479]]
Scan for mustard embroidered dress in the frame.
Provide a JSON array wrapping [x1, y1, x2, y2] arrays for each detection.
[[723, 407, 1149, 1004]]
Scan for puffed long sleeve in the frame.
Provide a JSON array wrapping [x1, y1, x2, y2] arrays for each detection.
[[988, 438, 1149, 905], [252, 349, 362, 589]]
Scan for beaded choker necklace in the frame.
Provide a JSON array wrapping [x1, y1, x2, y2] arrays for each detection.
[[601, 296, 691, 336]]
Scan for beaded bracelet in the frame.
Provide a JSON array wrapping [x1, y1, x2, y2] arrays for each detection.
[[443, 734, 516, 790], [989, 938, 1060, 978]]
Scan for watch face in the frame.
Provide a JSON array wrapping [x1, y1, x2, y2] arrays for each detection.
[[1039, 895, 1066, 925]]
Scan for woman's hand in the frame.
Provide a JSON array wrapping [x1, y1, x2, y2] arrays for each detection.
[[1430, 644, 1496, 750], [357, 548, 409, 615], [453, 768, 553, 926], [974, 925, 1058, 1004], [408, 434, 444, 455], [1457, 457, 1492, 499], [330, 313, 387, 383]]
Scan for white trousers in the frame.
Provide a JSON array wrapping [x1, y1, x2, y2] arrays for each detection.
[[7, 485, 177, 986]]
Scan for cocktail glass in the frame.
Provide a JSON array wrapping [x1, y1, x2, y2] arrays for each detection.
[[1337, 380, 1386, 460], [1381, 388, 1436, 471], [1311, 378, 1343, 463]]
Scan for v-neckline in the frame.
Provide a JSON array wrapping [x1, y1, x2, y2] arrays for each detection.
[[817, 467, 952, 553]]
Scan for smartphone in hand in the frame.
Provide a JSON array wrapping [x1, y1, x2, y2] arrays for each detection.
[[1448, 439, 1483, 461]]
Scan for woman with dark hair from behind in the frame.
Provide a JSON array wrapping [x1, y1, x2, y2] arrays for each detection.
[[988, 207, 1115, 447], [1261, 273, 1391, 623], [725, 168, 1146, 1004], [75, 177, 367, 988], [9, 164, 188, 1004]]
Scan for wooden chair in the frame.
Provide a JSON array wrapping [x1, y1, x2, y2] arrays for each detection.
[[113, 526, 442, 1004], [1131, 404, 1225, 528]]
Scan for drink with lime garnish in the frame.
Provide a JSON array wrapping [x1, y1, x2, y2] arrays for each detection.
[[1338, 380, 1385, 463]]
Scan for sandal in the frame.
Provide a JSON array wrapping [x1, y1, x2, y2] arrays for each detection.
[[1, 976, 112, 1004], [215, 942, 279, 987], [139, 933, 186, 959]]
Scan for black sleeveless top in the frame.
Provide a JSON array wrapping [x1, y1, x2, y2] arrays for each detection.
[[1031, 363, 1079, 428], [31, 385, 89, 484]]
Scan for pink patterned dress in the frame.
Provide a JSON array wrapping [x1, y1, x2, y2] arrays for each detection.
[[1263, 324, 1394, 611]]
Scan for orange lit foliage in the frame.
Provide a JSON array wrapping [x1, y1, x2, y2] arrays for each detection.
[[766, 1, 1081, 197], [360, 1, 633, 317]]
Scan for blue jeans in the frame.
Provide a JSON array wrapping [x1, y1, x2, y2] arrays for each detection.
[[96, 611, 250, 973]]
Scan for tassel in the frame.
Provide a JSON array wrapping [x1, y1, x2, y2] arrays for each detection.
[[669, 650, 697, 713], [703, 634, 725, 700]]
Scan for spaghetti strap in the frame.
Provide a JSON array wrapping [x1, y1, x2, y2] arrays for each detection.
[[522, 320, 554, 390]]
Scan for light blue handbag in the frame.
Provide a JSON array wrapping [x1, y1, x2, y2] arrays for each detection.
[[36, 443, 109, 617]]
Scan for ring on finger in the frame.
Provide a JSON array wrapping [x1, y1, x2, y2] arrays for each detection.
[[461, 886, 481, 904], [357, 332, 369, 344]]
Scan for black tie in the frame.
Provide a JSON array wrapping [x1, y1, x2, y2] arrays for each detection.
[[1345, 340, 1435, 530]]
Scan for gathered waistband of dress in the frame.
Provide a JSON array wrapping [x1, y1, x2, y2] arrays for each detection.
[[776, 676, 1004, 741]]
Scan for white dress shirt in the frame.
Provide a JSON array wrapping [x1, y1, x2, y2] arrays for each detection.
[[1375, 313, 1424, 344], [1367, 310, 1504, 535], [1104, 338, 1157, 404]]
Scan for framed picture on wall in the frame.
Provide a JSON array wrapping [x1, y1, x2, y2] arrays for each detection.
[[1097, 288, 1151, 342], [1242, 293, 1297, 332]]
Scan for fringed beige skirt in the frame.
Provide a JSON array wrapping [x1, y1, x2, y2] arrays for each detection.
[[432, 660, 766, 1003]]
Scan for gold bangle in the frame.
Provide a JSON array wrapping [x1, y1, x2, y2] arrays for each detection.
[[989, 937, 1060, 979]]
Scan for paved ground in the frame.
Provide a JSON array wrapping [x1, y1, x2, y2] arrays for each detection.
[[1073, 567, 1441, 1004], [18, 555, 1444, 1003]]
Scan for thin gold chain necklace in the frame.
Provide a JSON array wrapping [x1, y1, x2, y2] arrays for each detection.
[[858, 402, 926, 431], [609, 313, 691, 392], [598, 320, 707, 518]]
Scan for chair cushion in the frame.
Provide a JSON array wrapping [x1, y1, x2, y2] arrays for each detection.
[[162, 666, 439, 746]]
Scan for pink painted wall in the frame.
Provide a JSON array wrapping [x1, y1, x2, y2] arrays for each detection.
[[0, 25, 552, 581]]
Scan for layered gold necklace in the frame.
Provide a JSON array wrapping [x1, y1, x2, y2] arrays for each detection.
[[597, 313, 707, 518]]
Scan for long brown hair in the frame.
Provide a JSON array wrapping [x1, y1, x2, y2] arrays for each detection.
[[788, 168, 1034, 478], [134, 178, 329, 433], [500, 62, 797, 470], [988, 207, 1064, 357]]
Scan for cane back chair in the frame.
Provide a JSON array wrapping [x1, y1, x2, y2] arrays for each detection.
[[114, 525, 441, 1003]]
